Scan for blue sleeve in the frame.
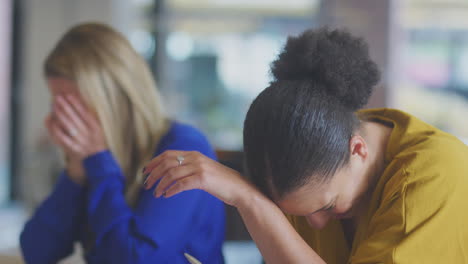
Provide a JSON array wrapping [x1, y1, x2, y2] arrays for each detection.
[[84, 124, 225, 264], [20, 172, 86, 264]]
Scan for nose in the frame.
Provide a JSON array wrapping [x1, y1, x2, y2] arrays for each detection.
[[305, 212, 331, 229]]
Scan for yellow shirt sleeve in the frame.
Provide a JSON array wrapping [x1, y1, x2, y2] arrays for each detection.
[[351, 157, 464, 264]]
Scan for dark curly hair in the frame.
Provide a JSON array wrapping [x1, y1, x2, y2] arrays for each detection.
[[243, 28, 380, 199]]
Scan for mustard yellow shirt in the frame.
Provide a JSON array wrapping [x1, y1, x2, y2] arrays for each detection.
[[287, 108, 468, 264]]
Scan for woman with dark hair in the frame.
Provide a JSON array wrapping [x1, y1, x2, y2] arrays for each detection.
[[143, 28, 468, 263]]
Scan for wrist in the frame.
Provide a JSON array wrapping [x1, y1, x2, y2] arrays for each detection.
[[82, 150, 125, 186], [66, 166, 86, 185], [85, 147, 108, 159], [234, 186, 267, 212]]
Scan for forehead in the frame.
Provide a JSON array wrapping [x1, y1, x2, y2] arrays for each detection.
[[47, 77, 78, 95]]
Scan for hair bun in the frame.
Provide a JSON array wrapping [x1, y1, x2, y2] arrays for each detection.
[[271, 28, 380, 110]]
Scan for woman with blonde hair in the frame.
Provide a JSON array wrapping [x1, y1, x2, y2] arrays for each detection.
[[20, 22, 225, 263]]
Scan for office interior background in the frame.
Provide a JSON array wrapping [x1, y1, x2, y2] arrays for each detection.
[[1, 0, 468, 263]]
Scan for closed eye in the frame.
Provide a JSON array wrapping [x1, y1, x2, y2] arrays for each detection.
[[324, 204, 335, 211], [324, 197, 337, 212], [304, 198, 337, 216]]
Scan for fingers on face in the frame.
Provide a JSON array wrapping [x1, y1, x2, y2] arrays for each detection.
[[65, 95, 99, 130], [54, 96, 86, 136], [50, 120, 83, 153], [48, 94, 101, 155]]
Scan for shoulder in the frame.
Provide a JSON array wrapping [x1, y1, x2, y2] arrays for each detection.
[[391, 126, 468, 191], [360, 142, 468, 262], [376, 107, 468, 203], [379, 139, 468, 233], [156, 121, 216, 160]]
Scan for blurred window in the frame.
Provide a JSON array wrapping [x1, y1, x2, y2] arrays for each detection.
[[130, 0, 321, 150], [396, 0, 468, 139]]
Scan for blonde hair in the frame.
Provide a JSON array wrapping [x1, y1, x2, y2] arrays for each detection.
[[44, 22, 169, 206]]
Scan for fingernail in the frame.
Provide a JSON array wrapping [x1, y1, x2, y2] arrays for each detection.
[[142, 173, 149, 187]]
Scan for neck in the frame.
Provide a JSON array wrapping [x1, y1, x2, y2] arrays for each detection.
[[363, 121, 392, 183], [351, 121, 392, 221]]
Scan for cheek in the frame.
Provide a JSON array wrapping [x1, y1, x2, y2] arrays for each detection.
[[335, 182, 364, 214], [335, 199, 354, 214]]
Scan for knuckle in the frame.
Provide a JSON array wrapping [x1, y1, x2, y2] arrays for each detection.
[[195, 155, 204, 163], [190, 151, 200, 158], [160, 160, 170, 171], [166, 168, 176, 178], [199, 161, 210, 172]]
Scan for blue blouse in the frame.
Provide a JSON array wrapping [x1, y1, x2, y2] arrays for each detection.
[[20, 122, 226, 264]]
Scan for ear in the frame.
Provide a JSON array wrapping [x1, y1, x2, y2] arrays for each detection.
[[349, 135, 368, 161]]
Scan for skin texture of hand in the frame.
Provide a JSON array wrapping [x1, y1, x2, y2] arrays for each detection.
[[143, 150, 327, 264], [45, 94, 107, 185], [143, 150, 257, 207]]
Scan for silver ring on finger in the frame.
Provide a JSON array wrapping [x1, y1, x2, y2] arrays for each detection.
[[177, 155, 185, 166], [69, 128, 77, 137]]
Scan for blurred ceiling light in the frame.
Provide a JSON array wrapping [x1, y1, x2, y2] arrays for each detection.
[[166, 32, 194, 61], [403, 0, 468, 29], [130, 30, 156, 59], [216, 34, 282, 96]]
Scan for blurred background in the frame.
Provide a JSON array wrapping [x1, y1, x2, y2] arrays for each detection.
[[1, 0, 468, 263]]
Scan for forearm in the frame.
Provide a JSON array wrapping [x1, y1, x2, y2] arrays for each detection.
[[236, 192, 325, 264], [20, 172, 85, 263], [143, 150, 322, 263], [83, 152, 156, 262]]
